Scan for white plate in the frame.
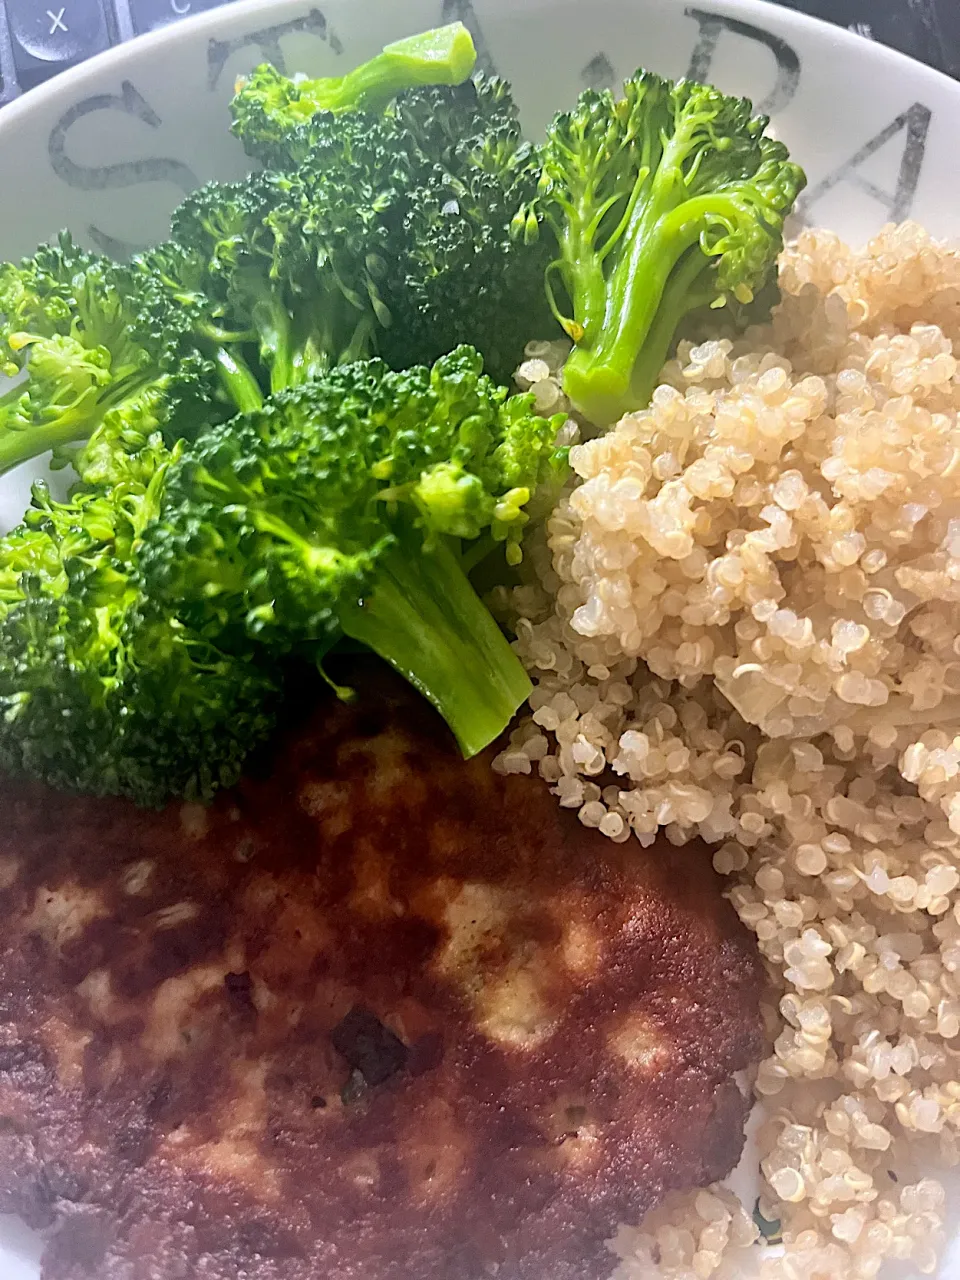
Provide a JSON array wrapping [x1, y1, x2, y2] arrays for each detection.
[[0, 0, 959, 1275]]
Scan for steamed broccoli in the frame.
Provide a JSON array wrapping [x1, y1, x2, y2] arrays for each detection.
[[138, 347, 566, 759], [134, 162, 395, 405], [0, 438, 282, 807], [375, 78, 557, 381], [232, 22, 478, 169], [0, 348, 564, 803], [0, 34, 809, 809], [232, 45, 558, 382], [0, 27, 483, 478], [523, 71, 807, 426], [0, 234, 219, 479]]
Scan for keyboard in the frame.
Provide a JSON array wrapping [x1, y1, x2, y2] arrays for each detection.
[[0, 0, 237, 102], [0, 0, 957, 105]]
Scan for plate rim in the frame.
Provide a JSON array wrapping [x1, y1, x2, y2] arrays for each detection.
[[1, 0, 960, 155]]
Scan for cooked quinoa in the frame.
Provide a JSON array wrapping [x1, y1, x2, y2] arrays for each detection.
[[498, 222, 960, 1279]]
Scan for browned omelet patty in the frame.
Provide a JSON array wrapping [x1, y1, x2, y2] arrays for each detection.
[[0, 659, 763, 1280]]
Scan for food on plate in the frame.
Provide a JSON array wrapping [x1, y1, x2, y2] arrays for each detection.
[[230, 36, 555, 383], [230, 21, 478, 142], [12, 19, 958, 1280], [0, 661, 763, 1280], [516, 71, 806, 428], [497, 222, 960, 1277], [0, 235, 223, 479], [0, 438, 284, 807], [0, 348, 564, 806], [0, 36, 799, 808]]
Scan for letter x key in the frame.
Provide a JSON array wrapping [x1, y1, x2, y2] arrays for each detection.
[[6, 0, 110, 84]]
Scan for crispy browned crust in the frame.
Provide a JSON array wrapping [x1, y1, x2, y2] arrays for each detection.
[[0, 660, 763, 1280]]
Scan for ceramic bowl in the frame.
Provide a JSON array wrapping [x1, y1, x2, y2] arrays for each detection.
[[0, 1, 959, 1276]]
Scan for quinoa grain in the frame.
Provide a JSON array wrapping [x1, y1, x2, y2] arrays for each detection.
[[500, 223, 960, 1279]]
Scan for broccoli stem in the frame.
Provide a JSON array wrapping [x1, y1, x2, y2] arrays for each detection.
[[623, 246, 720, 409], [562, 185, 761, 426], [210, 346, 264, 413], [301, 24, 476, 116], [0, 370, 151, 476], [0, 412, 92, 476], [338, 528, 531, 758], [255, 285, 382, 394]]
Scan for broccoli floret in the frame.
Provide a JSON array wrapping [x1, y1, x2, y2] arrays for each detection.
[[0, 233, 218, 479], [133, 181, 276, 412], [204, 74, 560, 390], [138, 347, 566, 759], [0, 441, 282, 807], [232, 23, 477, 169], [232, 29, 562, 383], [524, 71, 807, 426], [376, 77, 558, 383], [135, 152, 401, 404]]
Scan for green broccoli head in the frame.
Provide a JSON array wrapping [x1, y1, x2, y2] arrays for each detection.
[[0, 577, 282, 807], [136, 158, 400, 407], [376, 76, 559, 383], [528, 71, 807, 426], [138, 347, 566, 758], [0, 233, 217, 479], [231, 22, 477, 169], [234, 60, 563, 387], [0, 447, 282, 807]]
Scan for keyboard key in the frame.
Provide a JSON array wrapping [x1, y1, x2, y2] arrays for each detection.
[[7, 0, 109, 75], [128, 0, 227, 36]]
